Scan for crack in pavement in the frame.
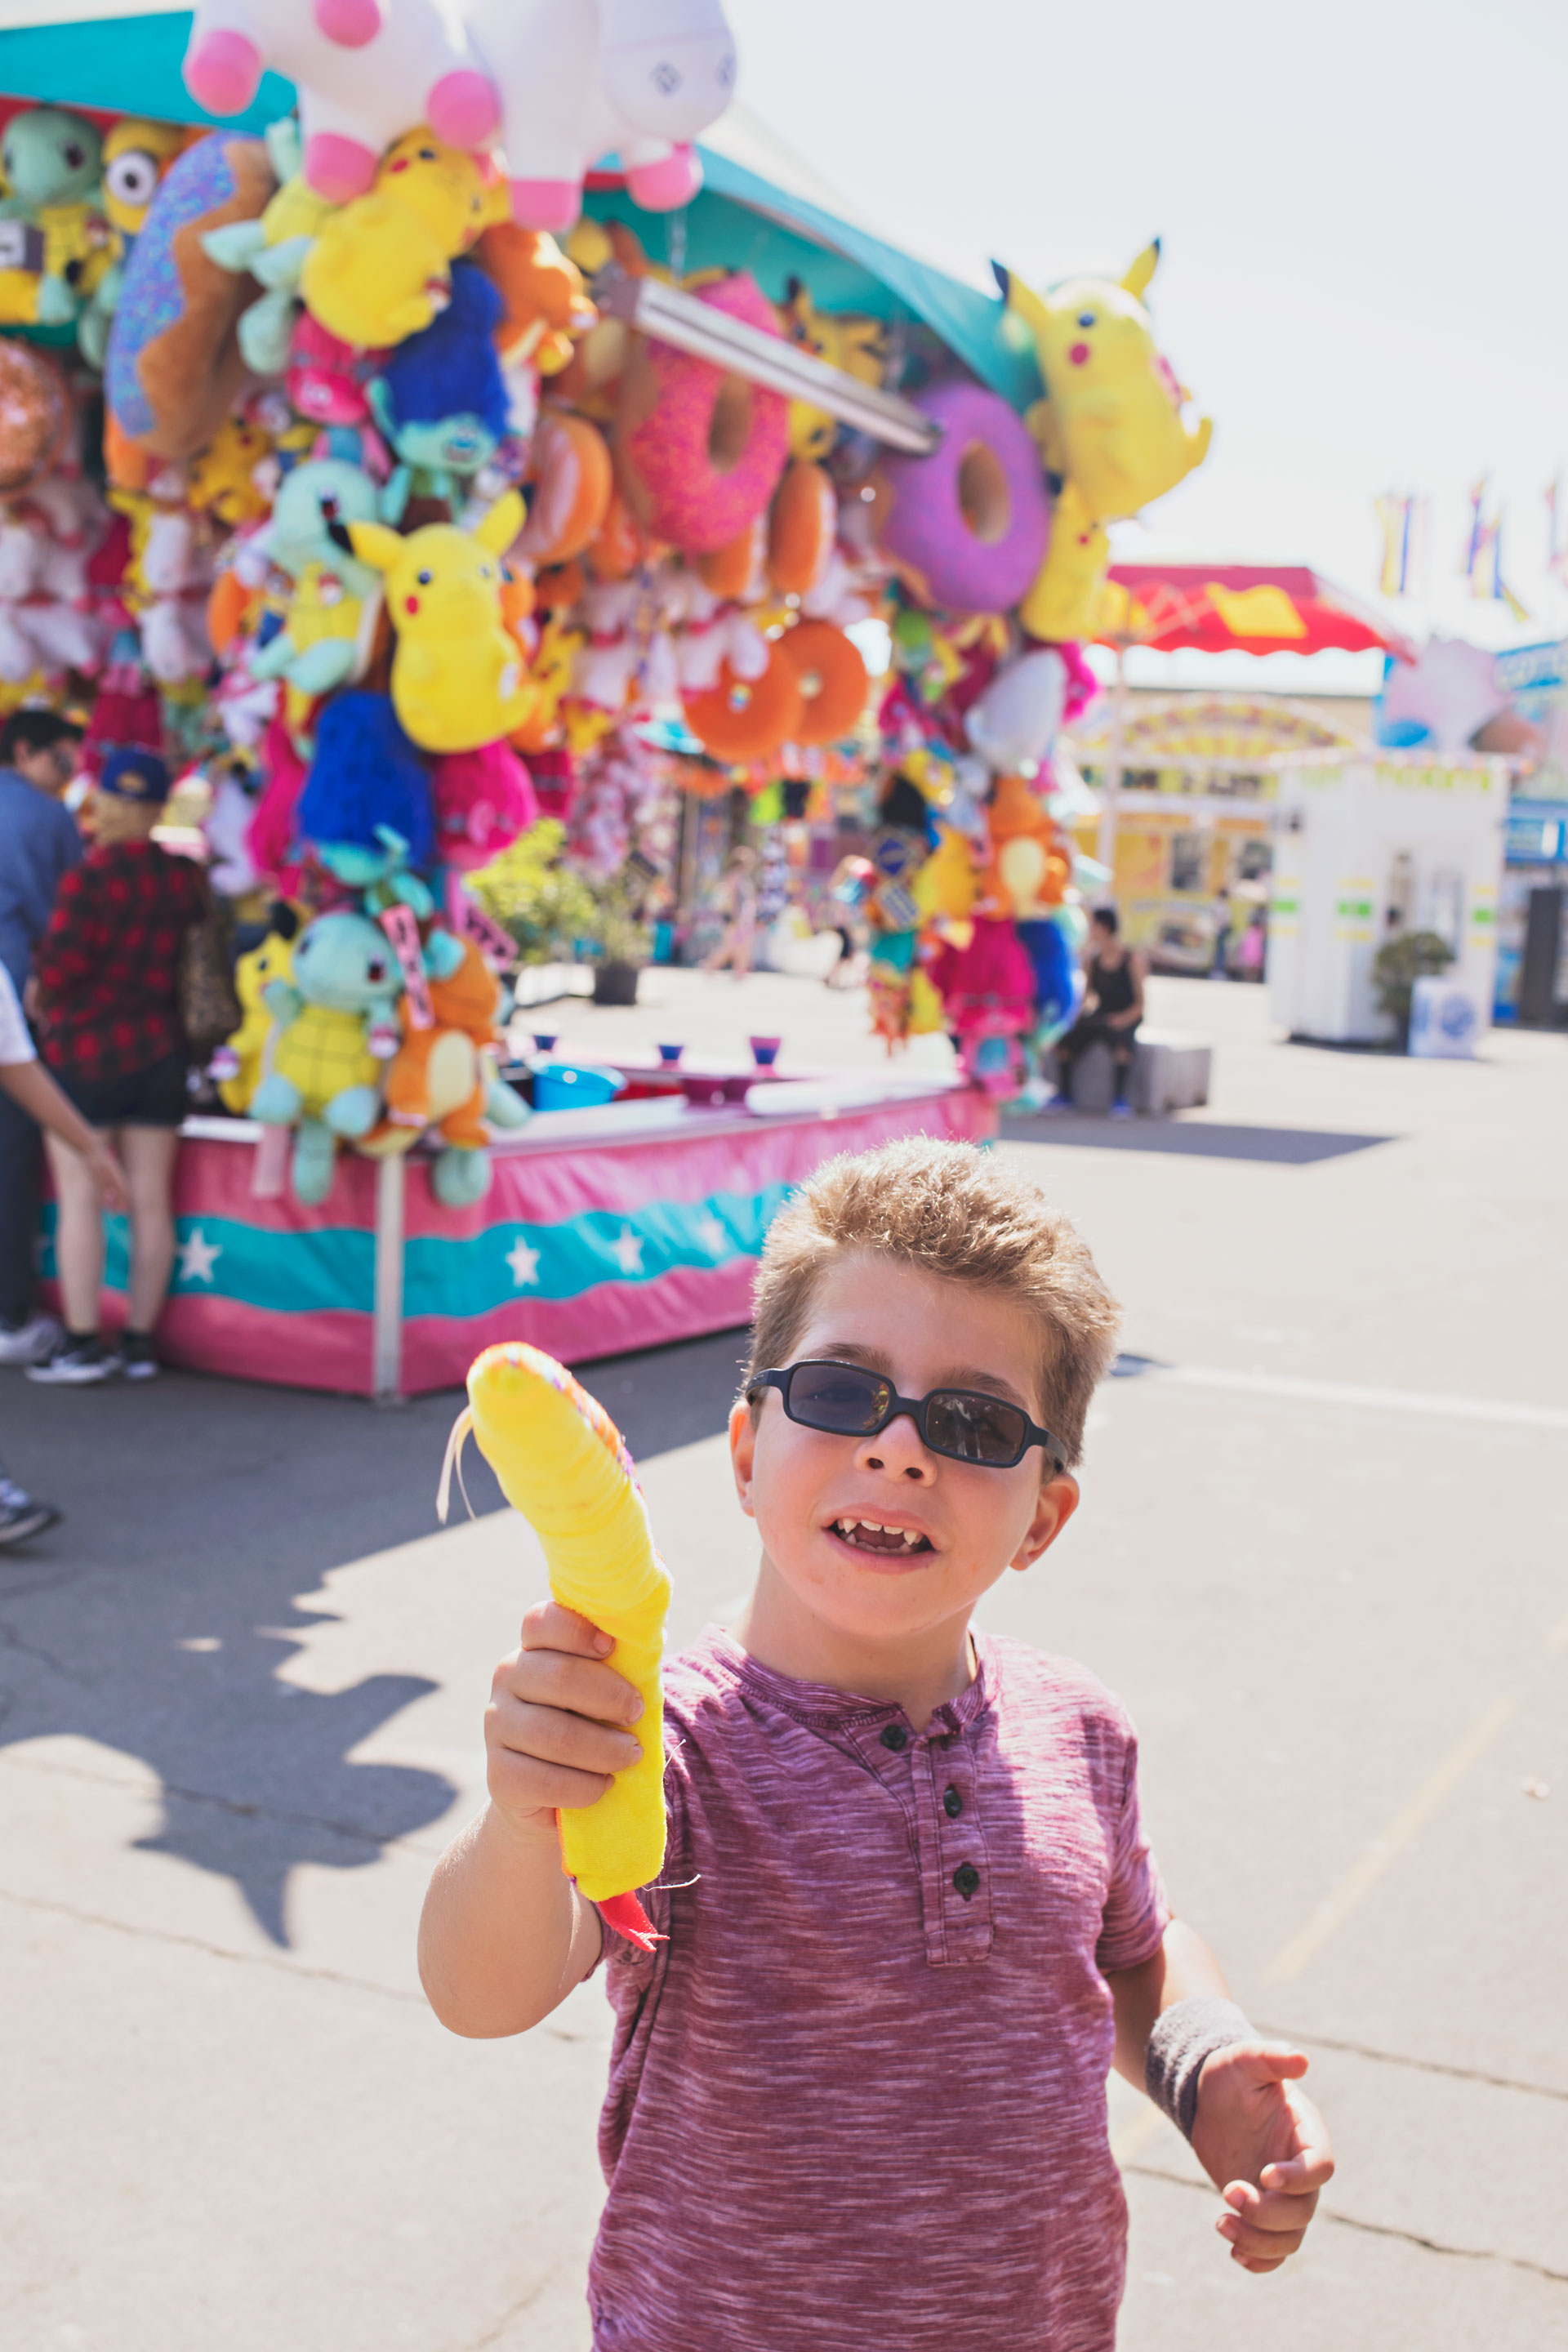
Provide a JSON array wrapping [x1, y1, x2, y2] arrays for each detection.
[[0, 1744, 454, 1860], [1257, 2020, 1568, 2106], [0, 1611, 80, 1681], [451, 2268, 556, 2352], [0, 1883, 617, 2056], [1122, 2164, 1568, 2287], [0, 1882, 426, 2004]]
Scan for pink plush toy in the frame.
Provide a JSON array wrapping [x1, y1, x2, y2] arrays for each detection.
[[247, 715, 310, 890], [286, 312, 386, 431], [463, 0, 737, 231], [182, 0, 501, 203], [431, 739, 540, 870]]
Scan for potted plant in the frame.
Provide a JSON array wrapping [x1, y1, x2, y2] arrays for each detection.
[[1371, 929, 1454, 1051], [586, 871, 653, 1005], [467, 820, 598, 966]]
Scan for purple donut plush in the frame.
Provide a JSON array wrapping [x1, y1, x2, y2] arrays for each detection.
[[105, 132, 275, 459], [877, 381, 1050, 615]]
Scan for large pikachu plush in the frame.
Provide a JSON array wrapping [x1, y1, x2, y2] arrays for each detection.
[[994, 241, 1212, 643], [443, 1342, 671, 1951], [345, 491, 536, 755]]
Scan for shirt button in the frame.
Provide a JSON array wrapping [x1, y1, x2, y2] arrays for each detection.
[[942, 1785, 964, 1819], [880, 1723, 908, 1752], [952, 1863, 981, 1900]]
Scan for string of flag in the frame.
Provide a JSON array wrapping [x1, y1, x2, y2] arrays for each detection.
[[1374, 479, 1560, 622]]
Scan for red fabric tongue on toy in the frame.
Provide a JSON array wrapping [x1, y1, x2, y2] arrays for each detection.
[[596, 1892, 664, 1953]]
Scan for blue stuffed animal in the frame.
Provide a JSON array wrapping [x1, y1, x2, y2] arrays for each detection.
[[296, 690, 436, 875], [367, 261, 512, 504]]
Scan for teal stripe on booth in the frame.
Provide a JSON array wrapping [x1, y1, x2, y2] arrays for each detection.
[[36, 1183, 791, 1317], [38, 1205, 376, 1314], [403, 1183, 792, 1317]]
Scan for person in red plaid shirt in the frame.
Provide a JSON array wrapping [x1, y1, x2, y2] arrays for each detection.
[[29, 750, 213, 1386]]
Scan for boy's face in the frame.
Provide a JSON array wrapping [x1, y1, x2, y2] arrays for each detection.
[[731, 1251, 1079, 1654]]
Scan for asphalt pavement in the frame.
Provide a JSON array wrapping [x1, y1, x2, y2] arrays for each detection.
[[2, 972, 1566, 2350]]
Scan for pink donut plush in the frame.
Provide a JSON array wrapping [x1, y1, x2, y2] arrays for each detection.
[[877, 381, 1050, 615], [617, 274, 790, 556]]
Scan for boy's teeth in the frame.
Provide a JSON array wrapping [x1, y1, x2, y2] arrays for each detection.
[[834, 1517, 926, 1552]]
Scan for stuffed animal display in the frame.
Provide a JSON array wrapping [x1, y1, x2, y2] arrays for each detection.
[[0, 56, 1210, 1132], [448, 1339, 671, 1950]]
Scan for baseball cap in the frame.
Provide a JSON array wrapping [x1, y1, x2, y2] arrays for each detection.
[[98, 748, 171, 804]]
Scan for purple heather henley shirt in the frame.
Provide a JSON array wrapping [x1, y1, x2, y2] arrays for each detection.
[[588, 1624, 1169, 2351]]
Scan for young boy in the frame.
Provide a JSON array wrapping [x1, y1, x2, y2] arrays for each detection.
[[421, 1139, 1334, 2349]]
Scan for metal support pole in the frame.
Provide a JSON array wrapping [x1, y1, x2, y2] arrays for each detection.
[[1096, 642, 1128, 893], [372, 1152, 406, 1407]]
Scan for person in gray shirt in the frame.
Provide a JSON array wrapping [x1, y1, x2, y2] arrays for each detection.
[[0, 709, 84, 1361]]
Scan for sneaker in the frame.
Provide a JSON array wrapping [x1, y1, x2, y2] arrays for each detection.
[[0, 1484, 60, 1546], [1109, 1100, 1134, 1120], [1037, 1092, 1076, 1115], [0, 1312, 63, 1367], [117, 1332, 161, 1382], [24, 1332, 117, 1386]]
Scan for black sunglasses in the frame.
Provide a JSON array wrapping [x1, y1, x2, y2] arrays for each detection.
[[750, 1360, 1062, 1472]]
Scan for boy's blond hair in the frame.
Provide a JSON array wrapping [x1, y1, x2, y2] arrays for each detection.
[[746, 1137, 1120, 1468]]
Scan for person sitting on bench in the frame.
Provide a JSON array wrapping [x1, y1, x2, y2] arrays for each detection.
[[1047, 906, 1146, 1116]]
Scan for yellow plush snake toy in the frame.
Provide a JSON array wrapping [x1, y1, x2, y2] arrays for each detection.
[[439, 1342, 670, 1951]]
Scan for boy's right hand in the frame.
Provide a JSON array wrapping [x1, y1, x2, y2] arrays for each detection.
[[485, 1600, 644, 1841]]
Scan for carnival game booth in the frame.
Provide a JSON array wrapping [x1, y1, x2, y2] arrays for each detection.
[[2, 8, 1217, 1387], [44, 1074, 992, 1401]]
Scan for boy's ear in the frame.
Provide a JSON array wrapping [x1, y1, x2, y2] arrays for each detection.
[[728, 1396, 757, 1519], [1010, 1470, 1079, 1573]]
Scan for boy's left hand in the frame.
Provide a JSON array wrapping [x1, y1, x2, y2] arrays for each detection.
[[1190, 2042, 1334, 2272]]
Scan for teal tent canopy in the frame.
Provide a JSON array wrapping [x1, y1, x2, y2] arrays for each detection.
[[0, 9, 1038, 408]]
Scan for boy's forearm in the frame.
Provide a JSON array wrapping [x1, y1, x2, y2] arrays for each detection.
[[1107, 1917, 1230, 2088], [418, 1801, 602, 2038]]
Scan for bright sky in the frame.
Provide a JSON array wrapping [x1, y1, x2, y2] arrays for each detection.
[[725, 0, 1568, 691]]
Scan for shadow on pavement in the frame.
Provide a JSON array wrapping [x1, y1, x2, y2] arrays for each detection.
[[0, 1325, 747, 1943], [1003, 1114, 1395, 1164]]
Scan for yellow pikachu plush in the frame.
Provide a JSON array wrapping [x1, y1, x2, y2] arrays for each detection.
[[348, 491, 536, 752], [996, 242, 1211, 640], [781, 278, 889, 462], [298, 127, 495, 352], [218, 917, 296, 1113]]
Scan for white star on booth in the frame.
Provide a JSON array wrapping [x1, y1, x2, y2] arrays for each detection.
[[609, 1227, 644, 1277], [176, 1226, 222, 1286], [693, 1212, 729, 1260], [506, 1237, 541, 1289]]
